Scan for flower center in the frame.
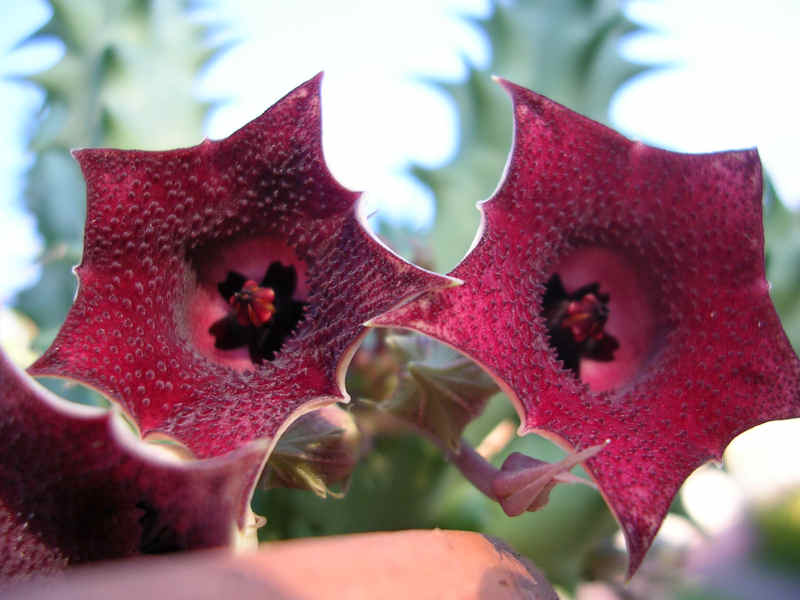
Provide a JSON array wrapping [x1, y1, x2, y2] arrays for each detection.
[[542, 274, 619, 377], [209, 262, 307, 364], [230, 281, 276, 327]]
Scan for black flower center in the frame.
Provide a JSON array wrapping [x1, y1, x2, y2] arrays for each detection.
[[542, 274, 619, 377], [209, 262, 307, 364]]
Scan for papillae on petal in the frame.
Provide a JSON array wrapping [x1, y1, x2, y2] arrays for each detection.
[[29, 74, 454, 459], [372, 79, 800, 576], [0, 347, 266, 585]]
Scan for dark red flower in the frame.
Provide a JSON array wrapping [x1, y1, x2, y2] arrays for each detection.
[[0, 347, 266, 585], [372, 79, 800, 575], [29, 74, 452, 459]]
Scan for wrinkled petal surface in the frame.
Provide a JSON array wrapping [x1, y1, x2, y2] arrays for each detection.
[[0, 348, 266, 585], [372, 80, 800, 575], [29, 74, 452, 458]]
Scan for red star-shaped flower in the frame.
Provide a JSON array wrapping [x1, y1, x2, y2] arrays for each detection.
[[0, 347, 266, 585], [372, 79, 800, 575], [29, 74, 452, 459]]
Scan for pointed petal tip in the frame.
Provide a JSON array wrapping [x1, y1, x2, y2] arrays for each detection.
[[516, 422, 533, 437], [362, 315, 382, 328], [493, 75, 521, 100], [621, 524, 660, 580], [448, 275, 465, 288], [240, 71, 327, 139], [286, 71, 325, 103], [302, 71, 324, 96], [491, 74, 516, 91], [26, 352, 56, 378], [492, 75, 544, 104], [727, 146, 762, 179], [363, 275, 462, 330], [69, 146, 99, 167], [714, 145, 761, 168], [610, 491, 662, 581]]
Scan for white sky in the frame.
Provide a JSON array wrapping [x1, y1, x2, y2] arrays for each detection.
[[1, 0, 799, 303], [614, 0, 800, 205], [196, 0, 491, 227]]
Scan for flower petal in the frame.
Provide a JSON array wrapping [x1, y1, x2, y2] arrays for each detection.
[[29, 74, 454, 459], [372, 79, 800, 576], [0, 347, 266, 585]]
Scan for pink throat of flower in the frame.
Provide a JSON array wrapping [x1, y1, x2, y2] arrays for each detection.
[[207, 263, 307, 364], [186, 236, 310, 369], [546, 247, 660, 393]]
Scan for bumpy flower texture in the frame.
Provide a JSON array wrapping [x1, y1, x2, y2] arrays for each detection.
[[0, 348, 267, 583], [29, 74, 452, 459], [372, 80, 800, 575]]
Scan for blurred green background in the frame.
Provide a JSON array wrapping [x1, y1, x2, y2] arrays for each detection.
[[2, 1, 800, 598]]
